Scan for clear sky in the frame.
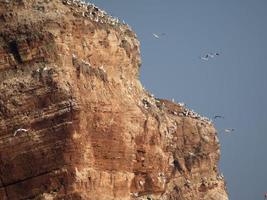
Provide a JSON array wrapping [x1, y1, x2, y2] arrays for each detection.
[[87, 1, 267, 199]]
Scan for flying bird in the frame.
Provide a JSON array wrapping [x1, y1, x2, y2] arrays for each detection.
[[14, 128, 28, 136], [152, 33, 166, 39], [152, 33, 160, 39], [223, 128, 235, 133], [214, 115, 224, 119], [200, 54, 209, 61], [208, 53, 215, 58], [200, 52, 220, 61]]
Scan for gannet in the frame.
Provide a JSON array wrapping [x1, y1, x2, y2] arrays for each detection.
[[152, 33, 166, 39], [200, 52, 220, 61], [200, 55, 209, 61], [14, 128, 28, 136], [214, 115, 224, 119], [153, 33, 160, 39], [208, 53, 215, 58], [224, 128, 235, 133]]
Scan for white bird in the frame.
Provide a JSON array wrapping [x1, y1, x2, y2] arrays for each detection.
[[153, 33, 160, 39], [200, 55, 209, 61], [224, 128, 235, 133], [178, 102, 185, 107], [152, 33, 166, 39], [13, 128, 28, 136], [217, 173, 224, 180], [200, 52, 220, 61], [188, 152, 195, 157], [208, 53, 215, 58]]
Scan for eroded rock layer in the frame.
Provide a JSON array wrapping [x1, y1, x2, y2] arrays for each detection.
[[0, 0, 228, 199]]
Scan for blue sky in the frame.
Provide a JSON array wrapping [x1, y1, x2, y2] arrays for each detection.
[[88, 1, 267, 199]]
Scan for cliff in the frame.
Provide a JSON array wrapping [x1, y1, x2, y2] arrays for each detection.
[[0, 0, 228, 199]]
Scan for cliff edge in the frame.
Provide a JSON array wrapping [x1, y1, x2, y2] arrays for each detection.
[[0, 0, 228, 199]]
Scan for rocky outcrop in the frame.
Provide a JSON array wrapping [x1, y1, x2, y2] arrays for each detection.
[[0, 0, 228, 199]]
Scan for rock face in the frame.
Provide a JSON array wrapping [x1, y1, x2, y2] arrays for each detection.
[[0, 0, 228, 199]]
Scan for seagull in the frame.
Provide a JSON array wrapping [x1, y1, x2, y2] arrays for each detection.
[[188, 152, 195, 157], [152, 33, 166, 39], [200, 55, 209, 61], [208, 53, 215, 58], [200, 52, 220, 61], [223, 128, 235, 133], [152, 33, 160, 39], [13, 128, 28, 136], [214, 115, 224, 119]]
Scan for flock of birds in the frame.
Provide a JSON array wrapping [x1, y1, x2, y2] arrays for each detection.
[[11, 1, 265, 199], [200, 52, 220, 61], [152, 33, 220, 61], [61, 0, 127, 27], [11, 5, 234, 137], [213, 116, 235, 133], [153, 32, 234, 134]]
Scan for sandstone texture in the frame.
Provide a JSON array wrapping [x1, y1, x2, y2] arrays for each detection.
[[0, 0, 228, 199]]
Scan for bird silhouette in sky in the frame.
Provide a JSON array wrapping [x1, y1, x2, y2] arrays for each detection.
[[214, 115, 224, 119], [200, 52, 220, 61], [223, 128, 235, 133], [152, 33, 166, 39]]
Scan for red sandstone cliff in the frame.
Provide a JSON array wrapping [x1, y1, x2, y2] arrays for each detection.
[[0, 0, 228, 199]]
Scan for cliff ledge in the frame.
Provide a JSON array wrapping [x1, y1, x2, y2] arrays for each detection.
[[0, 0, 228, 199]]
